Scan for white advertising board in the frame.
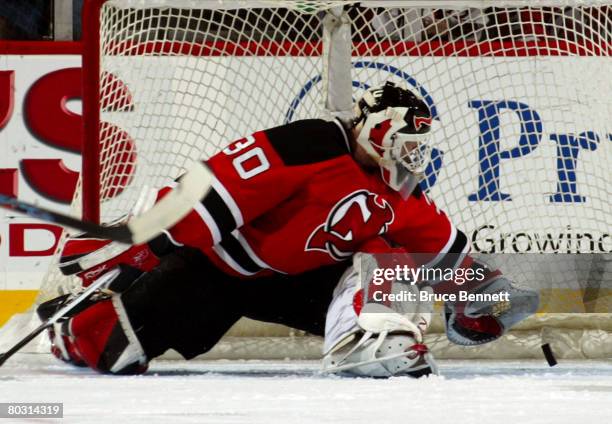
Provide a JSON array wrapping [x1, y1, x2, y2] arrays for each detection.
[[0, 55, 81, 291]]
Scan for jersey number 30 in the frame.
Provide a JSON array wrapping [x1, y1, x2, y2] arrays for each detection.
[[223, 136, 270, 180]]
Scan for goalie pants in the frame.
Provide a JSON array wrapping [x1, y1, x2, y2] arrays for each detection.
[[122, 247, 348, 360]]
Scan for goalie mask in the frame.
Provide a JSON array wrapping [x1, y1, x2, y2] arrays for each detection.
[[353, 81, 433, 198]]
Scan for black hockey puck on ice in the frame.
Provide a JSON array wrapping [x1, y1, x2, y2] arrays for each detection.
[[541, 343, 557, 367]]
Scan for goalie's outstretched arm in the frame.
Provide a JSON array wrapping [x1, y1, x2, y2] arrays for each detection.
[[54, 119, 350, 283]]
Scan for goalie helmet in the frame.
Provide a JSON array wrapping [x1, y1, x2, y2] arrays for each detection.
[[353, 81, 433, 198]]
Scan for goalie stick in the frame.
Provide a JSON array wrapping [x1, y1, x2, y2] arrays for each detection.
[[0, 268, 120, 367], [0, 162, 212, 244]]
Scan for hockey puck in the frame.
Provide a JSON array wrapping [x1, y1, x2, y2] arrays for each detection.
[[541, 343, 557, 367]]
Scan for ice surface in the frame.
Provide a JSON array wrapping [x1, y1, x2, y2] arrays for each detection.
[[2, 353, 612, 424]]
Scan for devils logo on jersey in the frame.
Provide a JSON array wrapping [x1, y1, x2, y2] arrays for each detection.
[[306, 190, 395, 261]]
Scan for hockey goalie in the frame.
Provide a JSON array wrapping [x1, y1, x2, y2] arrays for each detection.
[[39, 82, 539, 377]]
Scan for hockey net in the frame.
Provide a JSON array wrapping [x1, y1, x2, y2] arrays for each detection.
[[27, 0, 612, 359]]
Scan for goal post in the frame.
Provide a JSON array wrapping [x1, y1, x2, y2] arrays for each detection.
[[15, 0, 612, 359]]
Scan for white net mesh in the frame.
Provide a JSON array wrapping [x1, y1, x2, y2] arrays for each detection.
[[36, 0, 612, 359]]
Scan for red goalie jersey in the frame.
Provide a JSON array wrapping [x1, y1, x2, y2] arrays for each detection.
[[162, 119, 468, 277]]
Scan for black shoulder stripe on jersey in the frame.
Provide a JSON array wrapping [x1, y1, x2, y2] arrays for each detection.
[[219, 235, 263, 274], [201, 188, 237, 237], [58, 254, 85, 275], [264, 119, 350, 166], [429, 230, 469, 270]]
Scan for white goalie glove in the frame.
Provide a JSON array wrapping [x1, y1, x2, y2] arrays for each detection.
[[322, 253, 437, 378]]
